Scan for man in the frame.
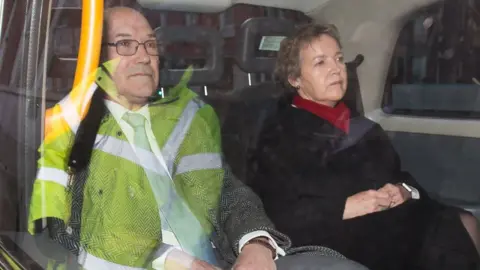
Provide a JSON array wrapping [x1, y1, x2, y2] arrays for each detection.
[[28, 6, 368, 270]]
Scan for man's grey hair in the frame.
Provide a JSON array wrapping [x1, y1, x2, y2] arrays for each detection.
[[100, 2, 149, 61]]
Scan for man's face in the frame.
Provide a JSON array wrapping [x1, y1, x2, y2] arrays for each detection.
[[105, 8, 160, 105]]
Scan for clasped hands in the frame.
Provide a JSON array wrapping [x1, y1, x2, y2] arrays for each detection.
[[343, 183, 412, 220]]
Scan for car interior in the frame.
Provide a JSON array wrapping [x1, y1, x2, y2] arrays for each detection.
[[0, 0, 479, 268]]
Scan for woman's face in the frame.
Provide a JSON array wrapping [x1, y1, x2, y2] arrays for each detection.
[[289, 35, 347, 107]]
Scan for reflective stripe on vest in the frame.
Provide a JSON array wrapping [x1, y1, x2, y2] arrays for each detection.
[[78, 249, 145, 270], [96, 134, 222, 176], [36, 139, 223, 189], [58, 83, 97, 133], [176, 153, 222, 175], [94, 134, 166, 176], [162, 99, 203, 174], [36, 167, 69, 187]]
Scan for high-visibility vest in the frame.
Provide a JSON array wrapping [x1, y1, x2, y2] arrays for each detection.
[[29, 81, 224, 269]]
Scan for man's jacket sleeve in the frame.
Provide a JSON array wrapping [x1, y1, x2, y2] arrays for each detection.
[[172, 104, 290, 264], [28, 130, 74, 235]]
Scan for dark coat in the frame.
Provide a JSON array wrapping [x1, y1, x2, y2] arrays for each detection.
[[247, 97, 480, 270]]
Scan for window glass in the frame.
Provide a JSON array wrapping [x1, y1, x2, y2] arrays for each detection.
[[383, 1, 480, 118]]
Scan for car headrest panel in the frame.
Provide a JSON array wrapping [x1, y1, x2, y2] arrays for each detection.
[[235, 17, 296, 74], [155, 26, 224, 86]]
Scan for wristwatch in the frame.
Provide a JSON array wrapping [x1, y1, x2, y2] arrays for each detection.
[[244, 237, 276, 259], [401, 183, 420, 199]]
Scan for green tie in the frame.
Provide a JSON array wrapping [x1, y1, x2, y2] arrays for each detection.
[[122, 112, 169, 206], [123, 112, 150, 150]]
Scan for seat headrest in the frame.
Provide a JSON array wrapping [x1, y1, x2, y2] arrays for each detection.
[[349, 54, 364, 68], [343, 54, 365, 115], [155, 26, 224, 87], [235, 17, 296, 74]]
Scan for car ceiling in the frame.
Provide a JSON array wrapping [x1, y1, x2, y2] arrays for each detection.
[[136, 0, 331, 13]]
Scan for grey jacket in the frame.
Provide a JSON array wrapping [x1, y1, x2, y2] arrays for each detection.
[[212, 164, 345, 267]]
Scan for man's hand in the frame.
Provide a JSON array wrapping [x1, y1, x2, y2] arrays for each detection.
[[233, 240, 276, 270], [343, 189, 392, 220], [378, 183, 411, 208], [191, 259, 220, 270], [163, 249, 219, 270]]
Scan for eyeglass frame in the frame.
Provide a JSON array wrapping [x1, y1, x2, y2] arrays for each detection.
[[102, 39, 163, 56]]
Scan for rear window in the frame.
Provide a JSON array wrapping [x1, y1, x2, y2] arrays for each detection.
[[382, 2, 480, 118]]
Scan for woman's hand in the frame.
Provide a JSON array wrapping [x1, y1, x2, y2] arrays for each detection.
[[378, 183, 411, 208], [343, 189, 392, 220]]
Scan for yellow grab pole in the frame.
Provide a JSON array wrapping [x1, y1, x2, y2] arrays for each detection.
[[42, 0, 103, 143], [73, 0, 103, 88]]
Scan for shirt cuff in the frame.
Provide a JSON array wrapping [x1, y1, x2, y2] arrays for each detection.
[[152, 246, 194, 270], [401, 183, 420, 200], [239, 230, 286, 260], [151, 246, 174, 270]]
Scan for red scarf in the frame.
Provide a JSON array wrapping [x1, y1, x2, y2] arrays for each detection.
[[292, 95, 351, 133]]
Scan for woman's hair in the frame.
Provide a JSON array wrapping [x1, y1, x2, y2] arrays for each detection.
[[275, 23, 342, 90]]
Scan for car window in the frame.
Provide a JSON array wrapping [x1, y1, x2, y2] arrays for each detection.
[[383, 1, 480, 118]]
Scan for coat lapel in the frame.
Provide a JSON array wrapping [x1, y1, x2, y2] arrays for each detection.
[[333, 117, 375, 154], [282, 104, 374, 156]]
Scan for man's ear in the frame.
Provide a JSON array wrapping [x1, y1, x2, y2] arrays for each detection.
[[288, 76, 300, 89]]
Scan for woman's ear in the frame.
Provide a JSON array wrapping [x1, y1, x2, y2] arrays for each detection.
[[288, 77, 300, 89]]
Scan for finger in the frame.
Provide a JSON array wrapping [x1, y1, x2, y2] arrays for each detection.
[[382, 183, 398, 191], [382, 183, 400, 193], [394, 192, 404, 200], [392, 185, 410, 200], [376, 187, 393, 197], [375, 190, 391, 199], [389, 194, 407, 207], [389, 184, 402, 194], [384, 183, 396, 189], [377, 185, 387, 192], [393, 197, 407, 207], [377, 185, 387, 190], [379, 188, 396, 198], [375, 197, 393, 209]]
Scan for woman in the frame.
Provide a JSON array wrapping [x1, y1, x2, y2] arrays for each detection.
[[246, 23, 480, 270]]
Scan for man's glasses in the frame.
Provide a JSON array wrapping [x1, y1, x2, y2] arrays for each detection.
[[104, 39, 164, 56]]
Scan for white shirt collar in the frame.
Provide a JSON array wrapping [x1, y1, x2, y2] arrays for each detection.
[[105, 99, 151, 124]]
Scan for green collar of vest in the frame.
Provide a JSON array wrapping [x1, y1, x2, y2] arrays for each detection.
[[150, 65, 194, 105]]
